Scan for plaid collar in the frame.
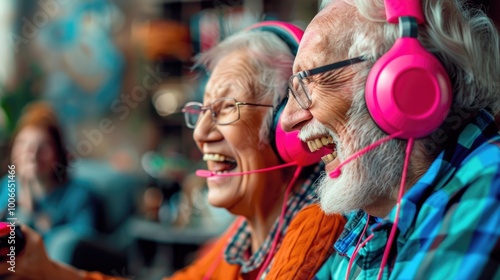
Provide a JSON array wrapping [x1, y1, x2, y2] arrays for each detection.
[[326, 109, 500, 279], [224, 163, 323, 274], [335, 110, 500, 257]]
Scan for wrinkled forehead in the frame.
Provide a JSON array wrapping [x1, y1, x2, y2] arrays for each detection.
[[294, 1, 356, 72], [204, 50, 257, 102], [294, 29, 332, 72]]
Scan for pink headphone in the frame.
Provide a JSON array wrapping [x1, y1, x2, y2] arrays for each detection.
[[365, 0, 452, 139], [246, 21, 329, 166]]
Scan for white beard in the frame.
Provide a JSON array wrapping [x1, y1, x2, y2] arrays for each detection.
[[315, 90, 406, 215], [316, 138, 381, 215], [317, 152, 378, 215]]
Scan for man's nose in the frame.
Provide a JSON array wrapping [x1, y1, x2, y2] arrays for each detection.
[[280, 95, 313, 132]]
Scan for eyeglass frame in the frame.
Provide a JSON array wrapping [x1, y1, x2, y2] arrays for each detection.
[[181, 97, 273, 129], [288, 56, 366, 110]]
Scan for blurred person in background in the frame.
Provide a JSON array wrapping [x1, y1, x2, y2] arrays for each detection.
[[0, 101, 103, 265], [0, 21, 346, 280]]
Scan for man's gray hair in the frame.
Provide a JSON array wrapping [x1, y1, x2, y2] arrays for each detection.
[[315, 0, 500, 213], [346, 0, 500, 156], [349, 0, 500, 114]]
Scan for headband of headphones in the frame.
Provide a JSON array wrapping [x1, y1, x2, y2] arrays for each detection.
[[245, 21, 327, 166], [365, 0, 452, 139], [245, 21, 303, 56], [384, 0, 424, 23]]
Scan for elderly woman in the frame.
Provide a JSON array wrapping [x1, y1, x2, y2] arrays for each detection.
[[0, 22, 345, 280]]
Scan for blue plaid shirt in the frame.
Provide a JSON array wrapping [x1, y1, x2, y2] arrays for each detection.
[[315, 110, 500, 279]]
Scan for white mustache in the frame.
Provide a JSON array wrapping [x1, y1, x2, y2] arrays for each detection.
[[298, 119, 336, 142]]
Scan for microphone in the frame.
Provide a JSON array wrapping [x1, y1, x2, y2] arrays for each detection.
[[196, 162, 298, 178], [328, 132, 403, 179]]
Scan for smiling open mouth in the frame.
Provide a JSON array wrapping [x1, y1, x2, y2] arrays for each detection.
[[305, 136, 338, 165], [203, 153, 237, 174]]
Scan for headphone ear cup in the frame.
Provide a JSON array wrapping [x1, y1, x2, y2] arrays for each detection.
[[365, 37, 452, 139], [246, 21, 324, 166], [271, 100, 325, 166], [275, 117, 325, 166], [246, 21, 325, 166]]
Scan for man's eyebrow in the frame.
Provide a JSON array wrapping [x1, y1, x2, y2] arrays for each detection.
[[316, 68, 338, 82], [317, 67, 352, 87]]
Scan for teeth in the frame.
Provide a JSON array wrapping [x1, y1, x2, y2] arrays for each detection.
[[203, 154, 223, 161], [203, 153, 235, 162], [321, 151, 337, 165], [307, 135, 334, 152], [307, 141, 313, 152], [315, 139, 322, 149], [309, 141, 318, 152]]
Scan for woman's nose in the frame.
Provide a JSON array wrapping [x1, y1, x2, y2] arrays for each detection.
[[193, 112, 215, 143]]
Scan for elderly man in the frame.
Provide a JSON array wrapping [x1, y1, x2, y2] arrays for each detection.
[[282, 0, 500, 279]]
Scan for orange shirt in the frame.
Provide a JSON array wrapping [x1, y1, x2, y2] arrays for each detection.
[[84, 204, 345, 280]]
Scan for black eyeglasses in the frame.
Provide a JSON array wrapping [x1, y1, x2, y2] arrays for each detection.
[[288, 56, 366, 109], [181, 97, 273, 129]]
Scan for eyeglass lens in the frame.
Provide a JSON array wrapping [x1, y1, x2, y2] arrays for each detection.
[[183, 98, 240, 128]]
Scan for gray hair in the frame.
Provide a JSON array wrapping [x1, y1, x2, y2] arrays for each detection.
[[316, 0, 500, 212], [194, 30, 295, 145], [346, 0, 500, 156], [348, 0, 500, 114]]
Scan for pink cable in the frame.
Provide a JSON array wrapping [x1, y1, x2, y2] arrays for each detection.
[[256, 165, 303, 280], [329, 131, 404, 178], [328, 131, 412, 280], [376, 137, 414, 280], [196, 162, 298, 178], [345, 214, 371, 280], [345, 233, 374, 279], [201, 162, 300, 280]]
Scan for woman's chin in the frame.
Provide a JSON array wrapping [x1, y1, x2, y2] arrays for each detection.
[[206, 187, 236, 209], [207, 195, 233, 209], [205, 169, 244, 211]]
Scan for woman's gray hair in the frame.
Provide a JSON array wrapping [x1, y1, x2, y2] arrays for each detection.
[[194, 30, 295, 145]]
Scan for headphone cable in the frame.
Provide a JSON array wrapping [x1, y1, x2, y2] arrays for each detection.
[[256, 165, 302, 280]]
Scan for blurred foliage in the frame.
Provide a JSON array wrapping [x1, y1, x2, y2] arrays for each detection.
[[0, 63, 43, 139]]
